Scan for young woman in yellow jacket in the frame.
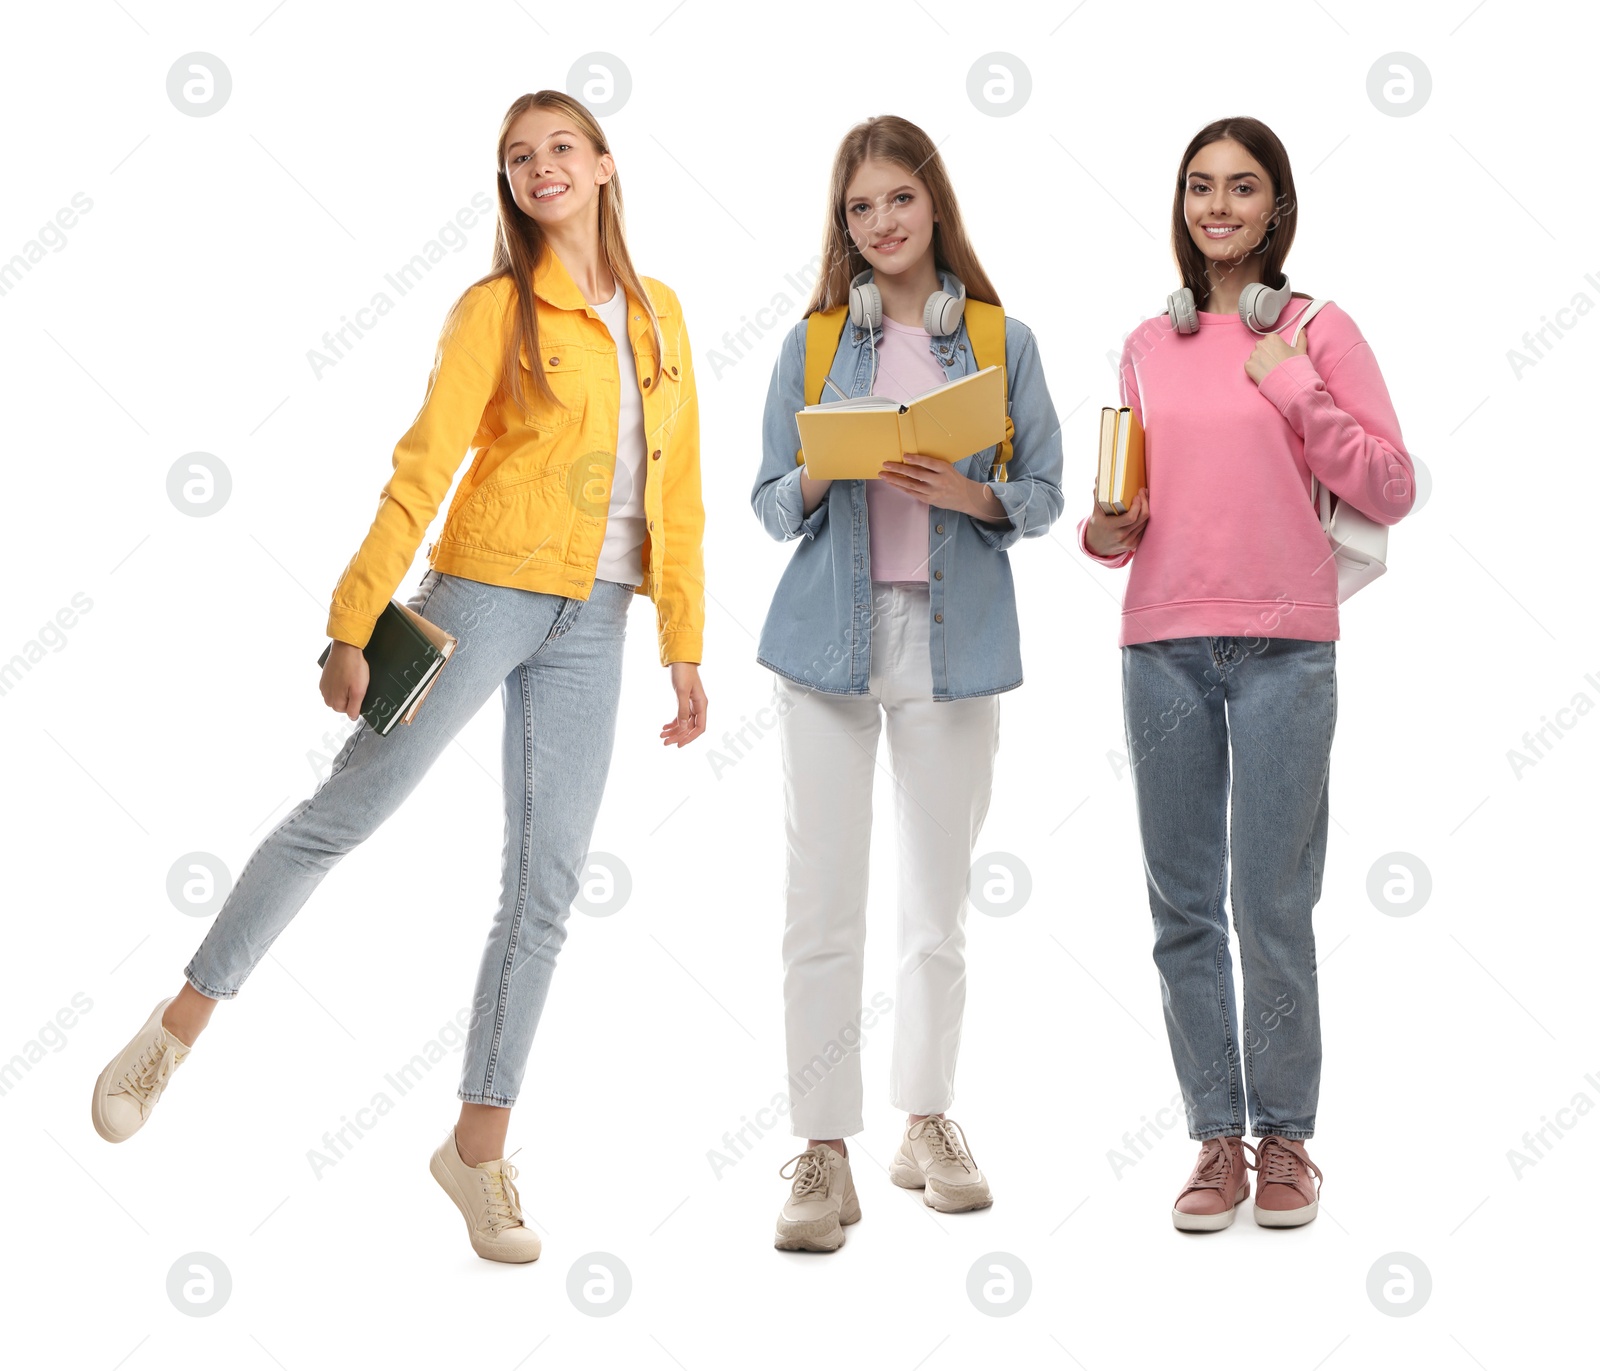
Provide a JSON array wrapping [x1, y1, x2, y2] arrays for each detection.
[[89, 92, 708, 1263]]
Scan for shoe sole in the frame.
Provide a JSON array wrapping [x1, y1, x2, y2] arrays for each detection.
[[774, 1192, 862, 1252], [1254, 1200, 1319, 1228], [428, 1148, 542, 1263], [889, 1158, 993, 1213], [1172, 1185, 1250, 1232]]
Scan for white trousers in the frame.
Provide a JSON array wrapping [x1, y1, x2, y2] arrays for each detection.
[[776, 581, 1001, 1139]]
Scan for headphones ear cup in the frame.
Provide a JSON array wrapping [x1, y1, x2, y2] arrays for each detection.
[[848, 279, 881, 331], [924, 290, 963, 336], [1239, 275, 1291, 331], [1168, 288, 1197, 335]]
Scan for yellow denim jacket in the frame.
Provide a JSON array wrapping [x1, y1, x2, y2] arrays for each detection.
[[326, 250, 705, 665]]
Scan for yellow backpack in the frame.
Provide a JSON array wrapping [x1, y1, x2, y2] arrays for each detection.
[[797, 298, 1015, 482]]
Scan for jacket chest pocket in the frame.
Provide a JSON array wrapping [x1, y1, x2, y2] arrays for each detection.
[[516, 341, 589, 431], [651, 345, 683, 431]]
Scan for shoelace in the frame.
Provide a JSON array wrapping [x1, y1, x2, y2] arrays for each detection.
[[120, 1035, 188, 1111], [1252, 1137, 1322, 1197], [1180, 1137, 1257, 1198], [480, 1147, 525, 1234], [911, 1116, 978, 1174], [778, 1147, 832, 1199]]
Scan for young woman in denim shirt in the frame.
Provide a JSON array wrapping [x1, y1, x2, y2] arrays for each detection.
[[1080, 117, 1415, 1232], [90, 92, 708, 1263], [751, 114, 1064, 1252]]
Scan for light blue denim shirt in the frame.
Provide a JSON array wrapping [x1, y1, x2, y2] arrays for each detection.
[[750, 272, 1065, 700]]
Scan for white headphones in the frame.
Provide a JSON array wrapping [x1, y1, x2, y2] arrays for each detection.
[[1168, 274, 1299, 335], [845, 268, 966, 394], [848, 268, 967, 336]]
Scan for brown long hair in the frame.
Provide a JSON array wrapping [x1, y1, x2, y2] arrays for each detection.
[[459, 90, 663, 415], [803, 115, 1001, 317], [1171, 117, 1302, 309]]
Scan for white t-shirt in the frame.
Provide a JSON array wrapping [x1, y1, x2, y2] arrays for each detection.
[[592, 283, 648, 587]]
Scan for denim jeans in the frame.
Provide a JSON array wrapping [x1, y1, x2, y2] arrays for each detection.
[[1121, 635, 1337, 1140], [184, 569, 633, 1107]]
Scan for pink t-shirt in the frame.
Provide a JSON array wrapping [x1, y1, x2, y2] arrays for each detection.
[[1076, 301, 1415, 645], [864, 316, 947, 582]]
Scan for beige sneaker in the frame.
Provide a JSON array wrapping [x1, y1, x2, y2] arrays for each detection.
[[774, 1144, 861, 1252], [889, 1116, 993, 1212], [428, 1127, 542, 1263], [91, 997, 194, 1143]]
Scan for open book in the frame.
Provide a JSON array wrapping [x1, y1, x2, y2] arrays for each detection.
[[317, 599, 458, 737], [795, 365, 1007, 480]]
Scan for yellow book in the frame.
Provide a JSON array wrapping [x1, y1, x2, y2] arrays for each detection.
[[795, 365, 1007, 480], [1096, 405, 1145, 514]]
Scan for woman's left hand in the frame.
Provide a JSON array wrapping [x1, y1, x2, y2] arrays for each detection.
[[878, 452, 982, 513], [661, 661, 707, 748], [1245, 329, 1308, 386]]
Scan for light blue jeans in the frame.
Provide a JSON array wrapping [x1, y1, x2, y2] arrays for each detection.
[[184, 569, 633, 1107], [1121, 635, 1337, 1141]]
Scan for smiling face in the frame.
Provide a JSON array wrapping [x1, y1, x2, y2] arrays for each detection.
[[1183, 138, 1277, 271], [842, 157, 938, 278], [503, 106, 614, 225]]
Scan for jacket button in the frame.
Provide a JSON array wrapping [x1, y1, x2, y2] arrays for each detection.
[[934, 569, 943, 580], [670, 365, 679, 377], [642, 376, 651, 388], [935, 523, 945, 534], [934, 612, 943, 623], [548, 356, 560, 366], [651, 449, 661, 461]]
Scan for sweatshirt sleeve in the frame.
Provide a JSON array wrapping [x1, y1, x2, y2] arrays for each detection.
[[326, 282, 507, 647], [1076, 330, 1139, 568], [1255, 308, 1415, 525]]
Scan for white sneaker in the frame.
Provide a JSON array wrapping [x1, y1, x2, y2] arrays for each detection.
[[91, 997, 194, 1143], [890, 1115, 993, 1212], [774, 1144, 860, 1252], [428, 1127, 542, 1263]]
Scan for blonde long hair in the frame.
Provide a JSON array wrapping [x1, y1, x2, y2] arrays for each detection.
[[803, 115, 1001, 317], [462, 91, 663, 415]]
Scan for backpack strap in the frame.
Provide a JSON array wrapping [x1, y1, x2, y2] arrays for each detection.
[[796, 306, 850, 466], [796, 298, 1014, 483], [963, 298, 1013, 482], [1289, 298, 1333, 522]]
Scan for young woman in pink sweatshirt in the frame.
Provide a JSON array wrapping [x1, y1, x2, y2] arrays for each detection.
[[1079, 116, 1415, 1232]]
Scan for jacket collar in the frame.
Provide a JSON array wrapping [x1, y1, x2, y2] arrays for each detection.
[[532, 246, 668, 317]]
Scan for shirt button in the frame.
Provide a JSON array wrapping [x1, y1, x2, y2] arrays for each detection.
[[934, 523, 944, 533], [934, 612, 943, 623], [548, 356, 560, 366], [670, 365, 679, 377], [933, 569, 943, 580], [642, 376, 651, 388], [651, 449, 661, 461]]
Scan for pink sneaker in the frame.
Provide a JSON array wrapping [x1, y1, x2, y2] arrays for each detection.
[[1251, 1135, 1322, 1227], [1171, 1136, 1254, 1232]]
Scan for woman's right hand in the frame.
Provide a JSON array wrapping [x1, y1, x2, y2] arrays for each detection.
[[1084, 486, 1149, 558], [320, 640, 370, 720]]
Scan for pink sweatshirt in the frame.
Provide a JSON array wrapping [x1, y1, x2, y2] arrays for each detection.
[[1077, 300, 1414, 646], [864, 315, 947, 581]]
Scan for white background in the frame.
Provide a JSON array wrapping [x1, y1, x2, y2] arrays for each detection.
[[3, 1, 1594, 1366]]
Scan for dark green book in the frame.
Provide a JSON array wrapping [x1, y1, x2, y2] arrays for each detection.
[[317, 599, 457, 736]]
